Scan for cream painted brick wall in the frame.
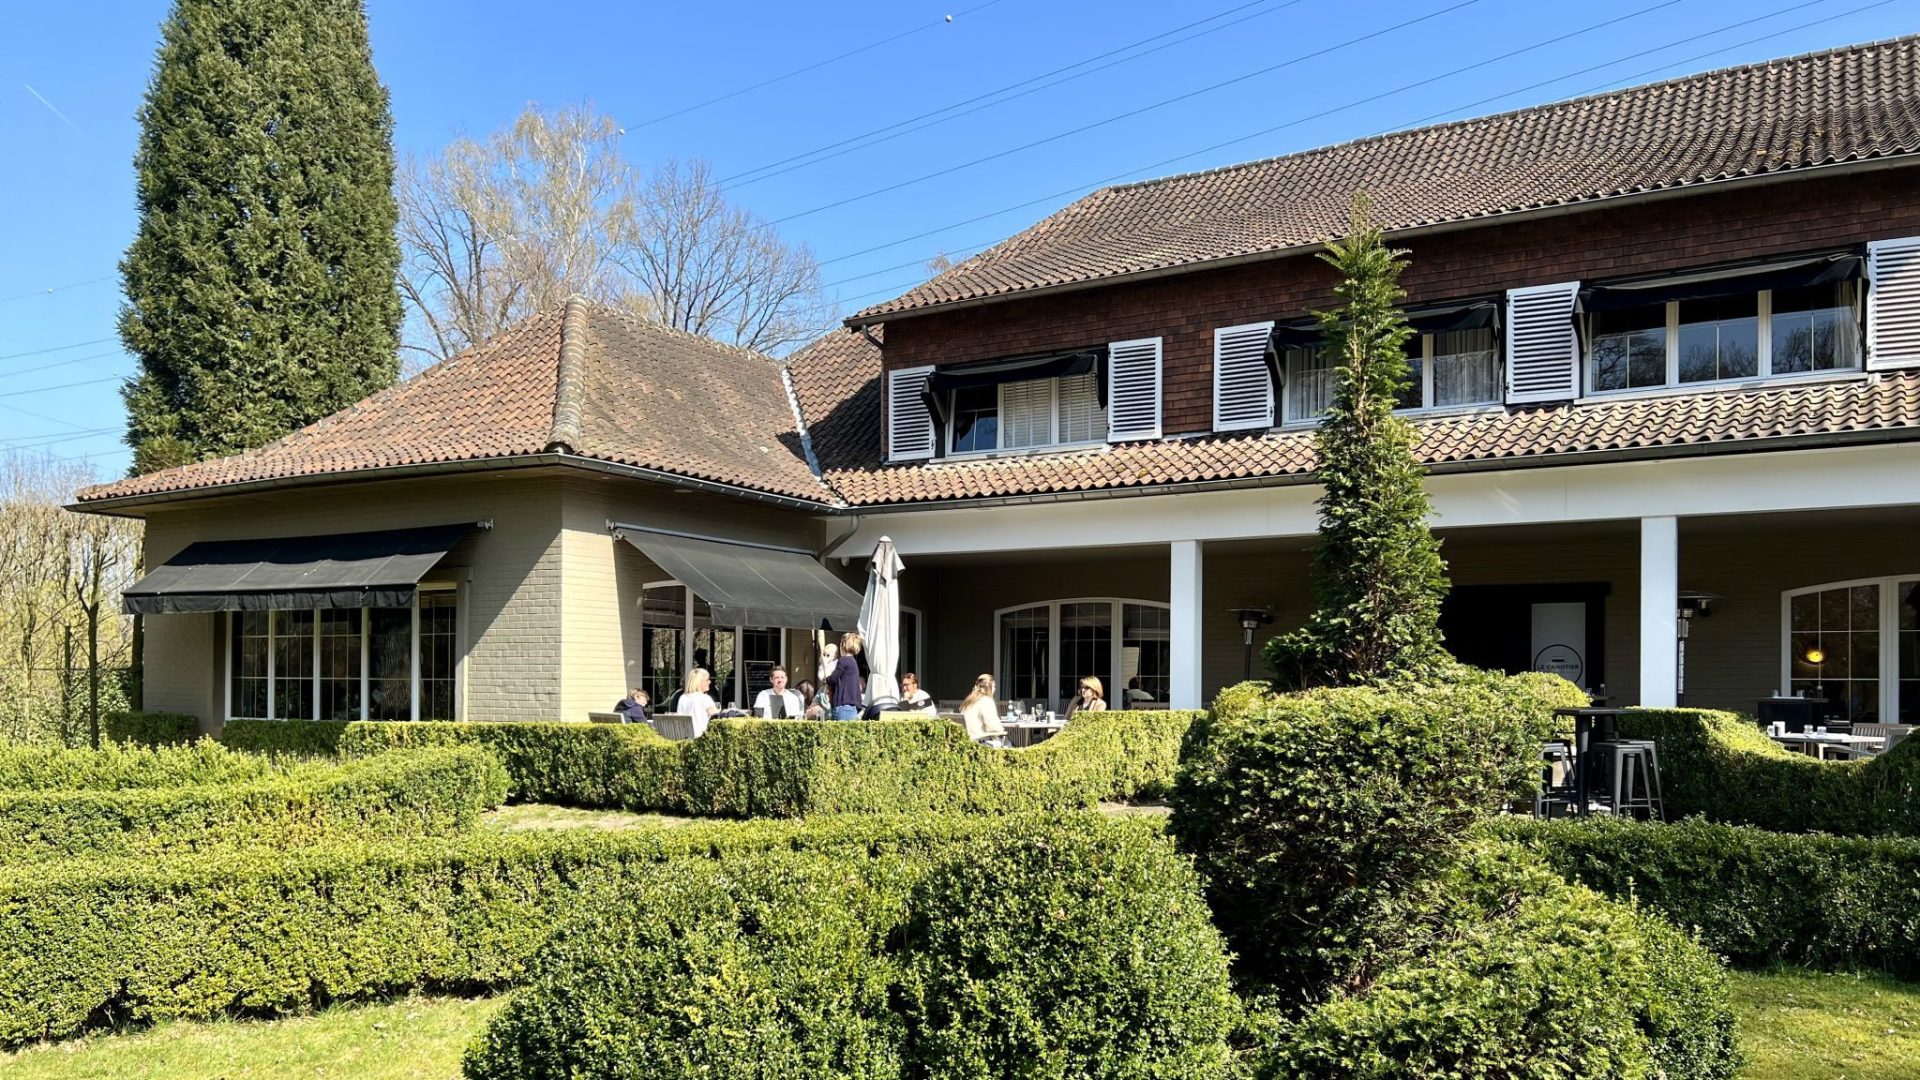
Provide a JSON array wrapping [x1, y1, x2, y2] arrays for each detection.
[[136, 472, 565, 726]]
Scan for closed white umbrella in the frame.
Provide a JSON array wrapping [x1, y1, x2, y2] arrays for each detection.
[[859, 536, 905, 706]]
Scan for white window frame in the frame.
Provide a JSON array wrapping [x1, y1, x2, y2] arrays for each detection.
[[1398, 329, 1503, 416], [991, 597, 1172, 711], [1279, 346, 1333, 427], [222, 587, 460, 723], [639, 579, 786, 708], [1780, 574, 1918, 724], [943, 374, 1106, 459], [900, 604, 926, 678], [1585, 285, 1864, 398]]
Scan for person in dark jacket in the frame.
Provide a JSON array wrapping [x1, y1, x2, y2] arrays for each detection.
[[615, 687, 650, 723], [827, 632, 865, 720]]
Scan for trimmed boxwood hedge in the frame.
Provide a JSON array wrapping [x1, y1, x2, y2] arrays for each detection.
[[222, 710, 1200, 817], [1502, 814, 1920, 978], [0, 741, 275, 791], [102, 711, 201, 747], [0, 813, 1014, 1047], [0, 746, 509, 862], [1612, 709, 1920, 835]]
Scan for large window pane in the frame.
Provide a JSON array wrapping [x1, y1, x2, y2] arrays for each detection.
[[272, 610, 314, 720], [1122, 604, 1171, 706], [1899, 581, 1919, 724], [740, 627, 781, 703], [1787, 583, 1881, 723], [1677, 294, 1758, 383], [1431, 328, 1498, 407], [949, 385, 998, 453], [367, 607, 412, 721], [999, 606, 1049, 704], [691, 597, 737, 707], [1000, 379, 1053, 450], [1055, 602, 1113, 711], [230, 611, 269, 720], [1395, 338, 1424, 411], [420, 592, 457, 722], [1592, 305, 1666, 391], [1284, 348, 1335, 422], [641, 586, 685, 711], [1772, 282, 1860, 374], [319, 610, 362, 721]]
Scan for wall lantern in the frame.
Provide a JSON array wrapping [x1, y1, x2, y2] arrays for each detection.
[[1229, 607, 1275, 682], [1675, 591, 1721, 706]]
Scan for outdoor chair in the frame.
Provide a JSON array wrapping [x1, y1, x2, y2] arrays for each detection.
[[1851, 723, 1911, 754]]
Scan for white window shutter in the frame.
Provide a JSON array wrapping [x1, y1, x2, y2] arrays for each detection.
[[1213, 322, 1276, 431], [1107, 337, 1162, 442], [1867, 236, 1920, 370], [886, 365, 936, 461], [1504, 281, 1581, 404]]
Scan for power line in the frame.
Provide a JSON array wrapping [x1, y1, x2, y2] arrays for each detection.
[[0, 398, 111, 434], [820, 0, 1863, 285], [824, 240, 999, 289], [0, 337, 115, 362], [0, 349, 130, 380], [721, 0, 1306, 190], [630, 0, 1011, 130], [0, 375, 123, 399], [0, 276, 111, 305], [771, 0, 1488, 225]]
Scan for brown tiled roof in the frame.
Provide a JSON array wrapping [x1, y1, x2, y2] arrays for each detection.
[[803, 364, 1920, 507], [78, 301, 832, 506], [785, 327, 884, 480], [854, 35, 1920, 322]]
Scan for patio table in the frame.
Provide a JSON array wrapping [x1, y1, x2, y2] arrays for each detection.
[[1767, 730, 1885, 760], [1001, 719, 1065, 748], [1553, 707, 1633, 817]]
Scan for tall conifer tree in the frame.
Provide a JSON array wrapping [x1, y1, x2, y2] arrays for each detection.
[[1265, 199, 1451, 687], [119, 0, 402, 474]]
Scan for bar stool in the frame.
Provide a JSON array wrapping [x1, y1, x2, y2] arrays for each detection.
[[1596, 741, 1664, 821], [1534, 740, 1579, 818]]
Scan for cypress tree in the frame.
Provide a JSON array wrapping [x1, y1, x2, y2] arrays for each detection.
[[119, 0, 402, 474], [1265, 199, 1451, 687]]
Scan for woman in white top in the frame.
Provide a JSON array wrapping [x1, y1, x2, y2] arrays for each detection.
[[898, 672, 937, 715], [751, 665, 807, 719], [676, 667, 719, 738], [960, 673, 1007, 747]]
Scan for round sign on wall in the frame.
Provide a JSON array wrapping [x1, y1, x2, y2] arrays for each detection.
[[1533, 644, 1584, 684]]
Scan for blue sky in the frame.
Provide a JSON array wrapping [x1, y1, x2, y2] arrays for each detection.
[[1, 0, 1911, 480]]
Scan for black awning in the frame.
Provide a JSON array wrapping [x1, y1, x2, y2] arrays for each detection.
[[1577, 253, 1863, 313], [124, 523, 478, 615], [615, 527, 863, 631], [922, 349, 1102, 420], [1269, 299, 1499, 351]]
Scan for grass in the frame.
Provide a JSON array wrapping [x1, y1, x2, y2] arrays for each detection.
[[481, 802, 692, 831], [0, 994, 506, 1079], [1, 960, 1912, 1077], [1731, 968, 1920, 1079]]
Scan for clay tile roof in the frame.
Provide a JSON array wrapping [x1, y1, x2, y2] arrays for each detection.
[[77, 303, 833, 506], [854, 34, 1920, 322], [785, 330, 1920, 506]]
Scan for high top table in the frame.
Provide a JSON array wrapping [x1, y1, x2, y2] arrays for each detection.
[[1553, 707, 1633, 817]]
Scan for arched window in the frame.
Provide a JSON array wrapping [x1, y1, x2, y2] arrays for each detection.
[[995, 598, 1170, 710], [1782, 576, 1920, 724]]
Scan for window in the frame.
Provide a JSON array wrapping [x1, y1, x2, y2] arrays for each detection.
[[945, 374, 1106, 455], [1592, 284, 1861, 394], [900, 607, 924, 678], [1281, 348, 1335, 423], [227, 590, 458, 722], [1283, 328, 1499, 423], [996, 599, 1171, 711], [639, 581, 783, 710], [1783, 576, 1920, 725]]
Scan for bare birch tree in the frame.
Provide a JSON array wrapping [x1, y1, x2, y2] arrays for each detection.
[[398, 102, 832, 370], [63, 512, 141, 748]]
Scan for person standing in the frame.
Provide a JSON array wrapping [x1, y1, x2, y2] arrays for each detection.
[[752, 665, 806, 719], [961, 673, 1007, 747], [827, 632, 865, 721], [676, 667, 719, 738]]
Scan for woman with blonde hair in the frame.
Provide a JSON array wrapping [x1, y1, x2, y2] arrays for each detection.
[[676, 667, 719, 737], [1066, 675, 1107, 720], [961, 673, 1007, 747], [826, 630, 865, 721]]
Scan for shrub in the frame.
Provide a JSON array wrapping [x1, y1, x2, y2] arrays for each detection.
[[465, 852, 908, 1080], [0, 814, 997, 1047], [1503, 814, 1920, 977], [219, 718, 351, 756], [0, 740, 275, 790], [1168, 671, 1580, 988], [1613, 708, 1920, 835], [337, 720, 683, 808], [1265, 841, 1740, 1079], [102, 711, 201, 747], [0, 747, 508, 862], [896, 816, 1240, 1079]]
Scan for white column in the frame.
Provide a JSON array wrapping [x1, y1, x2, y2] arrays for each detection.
[[1170, 540, 1205, 710], [1639, 516, 1678, 708]]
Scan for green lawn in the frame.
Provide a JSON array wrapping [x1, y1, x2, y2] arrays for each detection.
[[0, 995, 506, 1079], [4, 968, 1911, 1078], [1730, 968, 1920, 1079]]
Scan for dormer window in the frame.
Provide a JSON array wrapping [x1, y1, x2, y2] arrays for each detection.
[[946, 372, 1103, 455], [1269, 299, 1501, 426]]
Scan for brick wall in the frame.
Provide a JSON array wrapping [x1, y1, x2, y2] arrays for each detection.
[[882, 169, 1920, 436]]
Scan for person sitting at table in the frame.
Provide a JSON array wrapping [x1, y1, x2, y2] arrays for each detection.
[[752, 665, 806, 719], [961, 673, 1007, 747], [794, 678, 827, 719], [1065, 676, 1107, 720], [826, 632, 865, 721], [897, 672, 936, 714], [614, 687, 650, 723], [675, 667, 719, 737], [1124, 677, 1154, 706]]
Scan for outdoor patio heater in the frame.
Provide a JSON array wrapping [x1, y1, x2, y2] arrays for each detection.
[[1229, 608, 1275, 682], [1675, 591, 1719, 707]]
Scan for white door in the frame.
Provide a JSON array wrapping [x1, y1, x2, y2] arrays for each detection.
[[1531, 602, 1588, 688]]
